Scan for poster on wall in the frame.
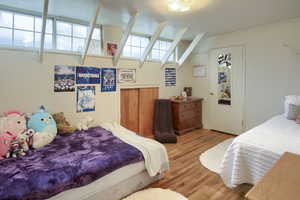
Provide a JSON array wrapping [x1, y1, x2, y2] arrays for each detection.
[[165, 68, 176, 87], [77, 86, 96, 112], [54, 65, 76, 92], [76, 66, 101, 84], [107, 42, 118, 56], [101, 68, 116, 92], [217, 53, 232, 105], [117, 69, 136, 83]]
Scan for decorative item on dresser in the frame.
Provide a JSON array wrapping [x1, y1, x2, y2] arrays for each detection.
[[171, 98, 203, 135]]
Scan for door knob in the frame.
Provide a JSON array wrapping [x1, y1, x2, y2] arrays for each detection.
[[210, 92, 214, 96]]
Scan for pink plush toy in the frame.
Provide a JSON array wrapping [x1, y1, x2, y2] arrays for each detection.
[[0, 132, 16, 160], [0, 110, 27, 159]]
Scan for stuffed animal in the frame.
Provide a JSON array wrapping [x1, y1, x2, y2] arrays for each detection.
[[18, 129, 35, 151], [6, 138, 26, 158], [0, 110, 27, 159], [52, 112, 76, 135], [76, 116, 94, 131], [27, 106, 57, 149], [0, 110, 27, 137], [0, 132, 16, 160]]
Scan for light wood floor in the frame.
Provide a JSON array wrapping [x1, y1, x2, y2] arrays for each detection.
[[149, 129, 251, 200]]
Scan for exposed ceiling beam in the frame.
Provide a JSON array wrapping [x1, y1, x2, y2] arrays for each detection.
[[113, 12, 139, 67], [160, 27, 188, 68], [178, 33, 205, 69], [39, 0, 49, 62], [138, 21, 168, 68], [81, 0, 102, 65]]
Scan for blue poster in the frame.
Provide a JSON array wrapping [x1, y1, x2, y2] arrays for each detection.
[[101, 68, 116, 92], [76, 66, 101, 84], [77, 86, 96, 112], [165, 68, 176, 87]]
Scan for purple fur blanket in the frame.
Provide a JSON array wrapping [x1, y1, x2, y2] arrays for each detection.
[[0, 127, 144, 200]]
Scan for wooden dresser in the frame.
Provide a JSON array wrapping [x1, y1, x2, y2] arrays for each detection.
[[171, 98, 203, 135]]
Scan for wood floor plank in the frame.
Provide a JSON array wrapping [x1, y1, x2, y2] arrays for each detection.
[[149, 129, 250, 200]]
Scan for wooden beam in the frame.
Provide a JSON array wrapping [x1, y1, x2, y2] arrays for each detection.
[[138, 21, 168, 68], [161, 27, 188, 68], [178, 33, 205, 69], [113, 12, 138, 67], [39, 0, 49, 62], [81, 0, 102, 65]]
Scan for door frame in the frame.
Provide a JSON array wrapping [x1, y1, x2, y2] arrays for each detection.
[[207, 44, 247, 134]]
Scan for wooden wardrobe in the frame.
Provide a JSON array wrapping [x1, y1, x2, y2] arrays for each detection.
[[120, 87, 158, 137]]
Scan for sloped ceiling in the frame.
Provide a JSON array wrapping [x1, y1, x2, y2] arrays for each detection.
[[1, 0, 300, 40]]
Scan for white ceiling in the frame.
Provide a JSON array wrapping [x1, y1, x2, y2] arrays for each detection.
[[1, 0, 300, 40]]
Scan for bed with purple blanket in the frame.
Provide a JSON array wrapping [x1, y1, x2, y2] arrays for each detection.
[[0, 126, 163, 200]]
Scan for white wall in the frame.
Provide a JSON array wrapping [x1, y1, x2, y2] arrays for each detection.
[[0, 24, 193, 125], [191, 17, 300, 130]]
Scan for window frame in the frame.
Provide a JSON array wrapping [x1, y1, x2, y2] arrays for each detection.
[[122, 33, 178, 63], [0, 8, 102, 55]]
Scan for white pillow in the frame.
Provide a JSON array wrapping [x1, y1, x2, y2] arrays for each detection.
[[284, 95, 300, 117]]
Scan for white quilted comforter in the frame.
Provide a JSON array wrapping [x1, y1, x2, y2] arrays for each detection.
[[220, 115, 300, 188]]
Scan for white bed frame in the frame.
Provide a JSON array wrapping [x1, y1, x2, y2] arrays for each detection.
[[49, 162, 163, 200]]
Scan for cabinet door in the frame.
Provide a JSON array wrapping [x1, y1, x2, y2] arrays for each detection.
[[120, 89, 139, 133], [139, 88, 159, 137]]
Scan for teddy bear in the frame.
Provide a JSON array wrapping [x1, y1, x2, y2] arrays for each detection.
[[76, 116, 94, 131], [0, 110, 27, 159], [27, 106, 57, 149], [52, 112, 76, 135]]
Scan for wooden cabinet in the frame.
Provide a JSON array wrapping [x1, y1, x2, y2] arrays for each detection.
[[120, 87, 158, 137], [171, 98, 203, 135]]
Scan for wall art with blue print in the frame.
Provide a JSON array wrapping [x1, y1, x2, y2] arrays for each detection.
[[101, 68, 116, 92], [165, 68, 176, 87], [76, 67, 101, 84], [217, 53, 232, 105], [54, 65, 76, 92], [77, 86, 96, 112]]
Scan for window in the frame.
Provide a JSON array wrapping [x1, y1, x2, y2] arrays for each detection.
[[0, 10, 53, 49], [151, 39, 176, 62], [123, 34, 149, 58], [123, 34, 177, 62], [56, 21, 101, 54], [0, 9, 102, 55]]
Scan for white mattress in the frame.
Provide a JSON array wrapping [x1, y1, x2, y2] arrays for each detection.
[[220, 115, 300, 188], [49, 162, 146, 200]]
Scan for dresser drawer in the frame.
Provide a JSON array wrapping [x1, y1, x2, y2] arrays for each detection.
[[171, 98, 203, 135], [178, 111, 201, 121], [177, 117, 202, 130]]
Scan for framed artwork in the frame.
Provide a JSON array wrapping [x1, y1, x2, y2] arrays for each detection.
[[165, 68, 176, 87], [101, 68, 116, 92], [54, 65, 75, 92], [76, 66, 101, 84], [107, 42, 118, 56], [117, 69, 136, 83], [217, 53, 232, 105], [77, 86, 96, 112]]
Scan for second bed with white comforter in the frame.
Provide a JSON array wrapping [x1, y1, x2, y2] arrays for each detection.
[[221, 115, 300, 188]]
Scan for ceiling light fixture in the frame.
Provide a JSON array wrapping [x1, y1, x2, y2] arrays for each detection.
[[167, 0, 194, 12]]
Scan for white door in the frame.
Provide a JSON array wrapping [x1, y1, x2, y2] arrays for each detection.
[[208, 46, 245, 135]]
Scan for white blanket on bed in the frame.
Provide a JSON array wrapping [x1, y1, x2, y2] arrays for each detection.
[[101, 122, 169, 177], [220, 115, 300, 188]]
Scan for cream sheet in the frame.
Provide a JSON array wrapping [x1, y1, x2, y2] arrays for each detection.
[[221, 115, 300, 188]]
